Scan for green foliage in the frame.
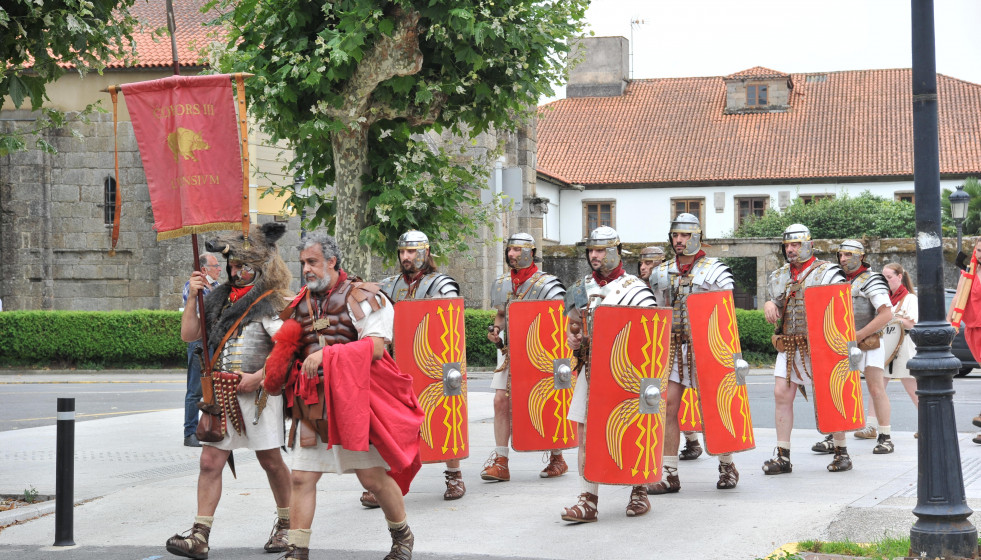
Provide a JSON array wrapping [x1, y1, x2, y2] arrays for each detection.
[[735, 309, 776, 356], [464, 308, 498, 368], [0, 311, 186, 368], [733, 191, 916, 239], [0, 1, 140, 155], [941, 177, 981, 237], [796, 536, 913, 559], [22, 486, 39, 504], [721, 257, 757, 296], [208, 0, 589, 264]]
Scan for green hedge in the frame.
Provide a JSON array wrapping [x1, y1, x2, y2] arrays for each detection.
[[0, 308, 771, 369], [0, 310, 186, 368]]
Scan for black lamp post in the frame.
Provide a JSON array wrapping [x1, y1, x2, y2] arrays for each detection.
[[907, 1, 978, 558], [950, 184, 970, 256]]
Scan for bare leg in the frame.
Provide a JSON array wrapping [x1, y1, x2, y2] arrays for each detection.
[[196, 445, 230, 516], [357, 467, 406, 522], [899, 377, 919, 407], [662, 380, 684, 458], [865, 366, 891, 427], [256, 448, 292, 508], [774, 379, 797, 442], [289, 469, 322, 529], [493, 389, 511, 447]]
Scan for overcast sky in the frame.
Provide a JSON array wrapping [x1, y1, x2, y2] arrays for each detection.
[[548, 0, 981, 100]]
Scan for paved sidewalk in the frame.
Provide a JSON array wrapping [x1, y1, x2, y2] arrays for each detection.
[[1, 372, 980, 559]]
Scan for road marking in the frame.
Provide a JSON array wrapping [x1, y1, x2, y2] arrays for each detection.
[[12, 408, 176, 422]]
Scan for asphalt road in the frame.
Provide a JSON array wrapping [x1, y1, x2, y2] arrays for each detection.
[[4, 370, 981, 434]]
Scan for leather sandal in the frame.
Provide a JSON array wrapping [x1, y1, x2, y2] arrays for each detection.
[[974, 433, 981, 445], [762, 447, 792, 475], [625, 485, 650, 517], [561, 492, 598, 524], [872, 435, 894, 454], [540, 453, 568, 478], [264, 516, 289, 552], [646, 468, 679, 495], [854, 425, 877, 439], [827, 446, 853, 472], [165, 522, 211, 560], [443, 470, 466, 500], [360, 490, 380, 509], [384, 525, 414, 560], [679, 437, 703, 460], [716, 461, 739, 489], [811, 433, 835, 454], [973, 413, 981, 428], [277, 545, 309, 560], [480, 452, 510, 481]]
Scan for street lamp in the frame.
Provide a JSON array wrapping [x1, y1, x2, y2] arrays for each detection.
[[950, 183, 970, 255]]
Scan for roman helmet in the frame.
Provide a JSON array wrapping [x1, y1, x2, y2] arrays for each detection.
[[669, 213, 702, 256], [782, 223, 813, 263], [836, 239, 867, 274], [505, 232, 536, 270], [638, 246, 665, 275], [397, 230, 430, 271], [586, 226, 622, 274]]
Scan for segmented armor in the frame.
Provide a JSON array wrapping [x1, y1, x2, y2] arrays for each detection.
[[218, 321, 275, 374], [564, 273, 657, 315], [768, 260, 846, 337], [379, 272, 459, 303], [490, 271, 566, 310], [849, 271, 890, 331]]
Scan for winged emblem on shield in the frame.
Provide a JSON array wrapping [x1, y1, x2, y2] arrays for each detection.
[[687, 291, 755, 455], [393, 298, 469, 463], [506, 300, 578, 452], [584, 306, 671, 485], [804, 284, 865, 434]]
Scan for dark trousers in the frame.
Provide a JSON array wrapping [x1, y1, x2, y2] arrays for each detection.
[[184, 341, 204, 437]]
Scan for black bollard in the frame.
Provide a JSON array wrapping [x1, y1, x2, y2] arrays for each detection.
[[53, 398, 75, 546]]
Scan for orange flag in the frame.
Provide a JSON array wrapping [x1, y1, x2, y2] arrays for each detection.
[[121, 74, 244, 240]]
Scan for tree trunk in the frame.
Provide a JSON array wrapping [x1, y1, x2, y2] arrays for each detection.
[[331, 125, 372, 279]]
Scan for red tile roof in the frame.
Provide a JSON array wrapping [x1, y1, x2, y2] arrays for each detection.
[[725, 66, 788, 79], [537, 69, 981, 185], [108, 0, 219, 69]]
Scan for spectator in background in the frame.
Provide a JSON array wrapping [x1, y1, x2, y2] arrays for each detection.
[[181, 254, 222, 447]]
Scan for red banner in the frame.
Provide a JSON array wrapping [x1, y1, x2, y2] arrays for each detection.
[[122, 75, 244, 240]]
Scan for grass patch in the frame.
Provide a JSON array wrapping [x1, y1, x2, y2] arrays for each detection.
[[795, 536, 911, 559], [742, 350, 775, 368]]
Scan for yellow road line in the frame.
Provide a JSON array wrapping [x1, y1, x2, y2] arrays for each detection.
[[13, 408, 176, 422]]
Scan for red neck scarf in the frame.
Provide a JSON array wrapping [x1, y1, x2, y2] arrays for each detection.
[[844, 264, 869, 282], [890, 284, 909, 307], [228, 284, 254, 303], [676, 250, 706, 276], [592, 262, 626, 287], [790, 256, 817, 281], [511, 264, 539, 292]]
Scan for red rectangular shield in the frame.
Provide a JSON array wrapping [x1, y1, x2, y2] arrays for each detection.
[[678, 386, 703, 432], [804, 284, 866, 433], [506, 300, 578, 452], [392, 298, 469, 463], [686, 291, 755, 455], [584, 305, 672, 485]]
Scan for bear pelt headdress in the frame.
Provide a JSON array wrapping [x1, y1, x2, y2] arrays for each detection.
[[202, 222, 294, 346]]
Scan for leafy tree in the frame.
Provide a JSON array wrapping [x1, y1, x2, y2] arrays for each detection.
[[0, 0, 140, 155], [941, 177, 981, 237], [732, 191, 916, 240], [209, 0, 589, 276]]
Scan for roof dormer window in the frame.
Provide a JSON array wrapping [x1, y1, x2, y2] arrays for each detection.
[[747, 83, 768, 107]]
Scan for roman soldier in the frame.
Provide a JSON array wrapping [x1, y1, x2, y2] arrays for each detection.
[[647, 213, 739, 493], [560, 226, 658, 523], [262, 232, 423, 560], [166, 222, 295, 560], [637, 246, 665, 281], [811, 240, 894, 455], [761, 224, 847, 474], [363, 230, 465, 505], [482, 233, 568, 482]]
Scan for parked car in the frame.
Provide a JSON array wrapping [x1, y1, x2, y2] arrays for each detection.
[[944, 289, 979, 376]]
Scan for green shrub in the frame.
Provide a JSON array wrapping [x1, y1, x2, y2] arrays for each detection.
[[0, 310, 186, 368], [465, 309, 499, 368], [735, 309, 776, 355]]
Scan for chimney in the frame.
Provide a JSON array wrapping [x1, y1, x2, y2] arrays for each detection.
[[566, 37, 628, 98]]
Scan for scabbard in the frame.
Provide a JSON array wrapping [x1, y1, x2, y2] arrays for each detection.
[[201, 374, 215, 405]]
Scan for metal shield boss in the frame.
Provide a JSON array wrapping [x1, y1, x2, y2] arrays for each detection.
[[506, 300, 579, 452], [686, 291, 756, 455], [803, 284, 866, 434], [584, 305, 672, 485], [392, 298, 469, 463]]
